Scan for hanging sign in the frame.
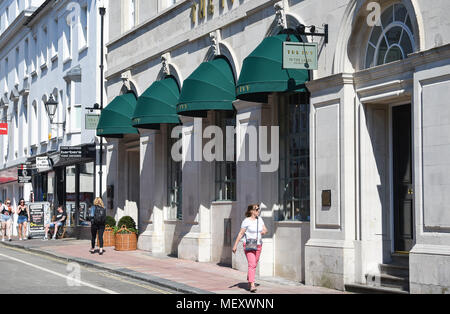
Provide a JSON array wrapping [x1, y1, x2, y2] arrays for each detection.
[[0, 123, 7, 135], [85, 114, 100, 130], [36, 157, 51, 169], [283, 42, 318, 70], [18, 167, 32, 184]]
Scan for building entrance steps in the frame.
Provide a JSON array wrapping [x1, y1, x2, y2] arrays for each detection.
[[346, 254, 410, 294], [0, 238, 346, 294]]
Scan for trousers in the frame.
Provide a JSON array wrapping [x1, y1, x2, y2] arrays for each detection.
[[244, 245, 262, 283], [91, 223, 105, 249]]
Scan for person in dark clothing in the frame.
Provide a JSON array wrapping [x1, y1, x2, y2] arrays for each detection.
[[90, 197, 106, 255], [43, 206, 66, 240]]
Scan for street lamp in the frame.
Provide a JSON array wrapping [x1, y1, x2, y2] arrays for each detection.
[[98, 4, 106, 198], [45, 95, 65, 130]]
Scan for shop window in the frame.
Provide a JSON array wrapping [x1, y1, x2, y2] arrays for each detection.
[[167, 125, 182, 220], [365, 3, 415, 68], [278, 93, 310, 221], [79, 162, 95, 226], [65, 165, 77, 227], [65, 162, 95, 227], [215, 110, 236, 201]]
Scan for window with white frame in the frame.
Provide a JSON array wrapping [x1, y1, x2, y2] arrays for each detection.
[[51, 18, 58, 58], [278, 93, 310, 221], [63, 18, 72, 61], [41, 26, 48, 66], [24, 38, 29, 75], [365, 3, 415, 69], [162, 0, 177, 10], [80, 5, 88, 49], [126, 0, 137, 31], [215, 110, 236, 201]]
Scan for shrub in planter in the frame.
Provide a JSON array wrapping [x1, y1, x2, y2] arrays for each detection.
[[114, 225, 138, 251], [117, 216, 136, 230], [105, 216, 116, 228]]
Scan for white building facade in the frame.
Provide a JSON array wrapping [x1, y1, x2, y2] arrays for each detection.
[[0, 0, 107, 236], [101, 0, 450, 293]]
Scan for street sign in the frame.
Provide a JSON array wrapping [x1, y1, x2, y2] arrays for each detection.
[[85, 114, 100, 130], [283, 42, 318, 70], [0, 123, 7, 135]]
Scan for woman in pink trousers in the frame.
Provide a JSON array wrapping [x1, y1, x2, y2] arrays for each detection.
[[232, 204, 268, 293]]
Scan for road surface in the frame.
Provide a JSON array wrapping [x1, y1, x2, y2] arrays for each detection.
[[0, 244, 178, 294]]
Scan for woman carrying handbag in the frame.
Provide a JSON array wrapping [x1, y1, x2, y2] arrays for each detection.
[[232, 204, 267, 293]]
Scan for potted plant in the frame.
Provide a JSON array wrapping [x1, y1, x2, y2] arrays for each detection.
[[114, 216, 138, 251], [98, 216, 117, 247]]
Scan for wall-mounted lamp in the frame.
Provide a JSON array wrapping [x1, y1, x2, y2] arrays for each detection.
[[45, 95, 65, 130]]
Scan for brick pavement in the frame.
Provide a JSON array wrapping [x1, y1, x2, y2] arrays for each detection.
[[2, 238, 346, 294]]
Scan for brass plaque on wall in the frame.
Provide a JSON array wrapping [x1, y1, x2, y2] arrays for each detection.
[[322, 190, 331, 207]]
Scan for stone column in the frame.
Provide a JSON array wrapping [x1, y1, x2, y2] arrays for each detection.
[[177, 115, 213, 262], [410, 51, 450, 293], [233, 99, 275, 277], [137, 129, 165, 253], [305, 73, 357, 291]]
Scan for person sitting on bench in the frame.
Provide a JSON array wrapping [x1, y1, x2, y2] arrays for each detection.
[[43, 206, 66, 240]]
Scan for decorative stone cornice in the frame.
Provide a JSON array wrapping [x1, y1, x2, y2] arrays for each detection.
[[306, 73, 354, 94], [63, 65, 82, 82]]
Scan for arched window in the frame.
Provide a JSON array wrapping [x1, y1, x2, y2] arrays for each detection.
[[365, 3, 415, 68]]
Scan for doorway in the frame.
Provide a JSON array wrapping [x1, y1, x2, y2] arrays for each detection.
[[392, 104, 414, 252]]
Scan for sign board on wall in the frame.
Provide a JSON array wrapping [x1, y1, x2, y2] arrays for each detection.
[[283, 42, 318, 70], [60, 146, 83, 158]]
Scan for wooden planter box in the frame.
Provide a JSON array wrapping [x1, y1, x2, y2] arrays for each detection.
[[114, 226, 137, 251], [97, 226, 115, 247]]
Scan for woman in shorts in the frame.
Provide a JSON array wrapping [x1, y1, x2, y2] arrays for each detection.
[[17, 199, 30, 241], [1, 199, 14, 242]]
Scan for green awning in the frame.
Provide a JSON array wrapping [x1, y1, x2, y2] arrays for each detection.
[[236, 34, 309, 103], [177, 57, 236, 117], [132, 76, 180, 130], [97, 92, 139, 138]]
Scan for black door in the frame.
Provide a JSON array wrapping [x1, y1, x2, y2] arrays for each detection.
[[392, 104, 414, 252]]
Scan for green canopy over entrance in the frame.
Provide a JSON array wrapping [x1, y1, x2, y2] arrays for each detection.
[[236, 34, 309, 103], [132, 76, 180, 129], [97, 92, 138, 138], [177, 57, 236, 117]]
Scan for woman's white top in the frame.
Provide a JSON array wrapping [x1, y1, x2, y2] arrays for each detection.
[[241, 217, 265, 245]]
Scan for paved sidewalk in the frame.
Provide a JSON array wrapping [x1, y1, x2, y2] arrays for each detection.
[[0, 238, 346, 294]]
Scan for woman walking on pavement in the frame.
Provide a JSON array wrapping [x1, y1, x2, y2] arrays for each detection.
[[17, 199, 30, 241], [1, 199, 14, 242], [90, 197, 106, 255], [232, 204, 268, 293]]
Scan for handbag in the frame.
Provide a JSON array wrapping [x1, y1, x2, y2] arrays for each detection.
[[244, 218, 259, 252]]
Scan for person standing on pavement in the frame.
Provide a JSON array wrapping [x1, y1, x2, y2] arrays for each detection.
[[17, 199, 30, 241], [1, 199, 13, 242], [232, 204, 268, 293], [90, 197, 106, 255]]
